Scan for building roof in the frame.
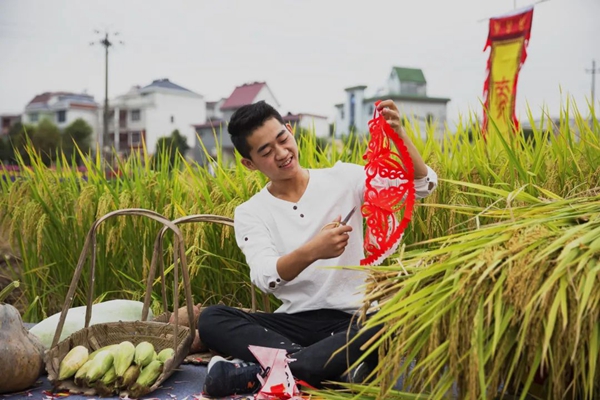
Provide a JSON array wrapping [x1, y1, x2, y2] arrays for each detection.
[[25, 92, 98, 113], [344, 85, 368, 91], [27, 92, 96, 106], [392, 67, 427, 84], [141, 78, 195, 93], [220, 82, 267, 110], [283, 113, 328, 122], [364, 93, 450, 104], [193, 118, 226, 130]]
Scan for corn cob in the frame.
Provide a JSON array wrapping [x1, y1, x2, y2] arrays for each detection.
[[58, 345, 89, 380], [95, 366, 118, 397], [73, 359, 93, 386], [133, 341, 154, 367], [100, 366, 117, 385], [89, 344, 119, 360], [114, 341, 135, 377], [157, 348, 174, 363], [85, 350, 114, 383], [119, 364, 141, 389], [129, 360, 163, 398]]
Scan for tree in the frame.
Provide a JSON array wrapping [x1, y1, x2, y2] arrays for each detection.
[[62, 118, 93, 163], [6, 122, 35, 165], [153, 129, 190, 170], [0, 136, 9, 163], [31, 119, 60, 166]]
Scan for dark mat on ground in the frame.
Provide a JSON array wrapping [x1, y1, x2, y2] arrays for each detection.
[[1, 363, 213, 400]]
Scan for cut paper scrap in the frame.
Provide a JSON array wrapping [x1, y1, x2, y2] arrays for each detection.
[[248, 345, 303, 400], [360, 101, 415, 266]]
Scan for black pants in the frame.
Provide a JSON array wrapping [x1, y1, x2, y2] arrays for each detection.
[[197, 304, 381, 388]]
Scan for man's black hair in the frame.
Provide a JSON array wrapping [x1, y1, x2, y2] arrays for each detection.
[[228, 101, 284, 159]]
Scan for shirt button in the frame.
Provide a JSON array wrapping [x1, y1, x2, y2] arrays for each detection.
[[244, 237, 248, 241], [293, 206, 298, 210], [269, 282, 276, 288], [300, 214, 304, 218]]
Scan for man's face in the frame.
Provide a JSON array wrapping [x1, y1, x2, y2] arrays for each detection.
[[241, 117, 300, 181]]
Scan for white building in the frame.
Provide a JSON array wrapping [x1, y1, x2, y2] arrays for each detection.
[[282, 112, 329, 138], [22, 92, 99, 134], [193, 82, 280, 164], [103, 78, 205, 157], [334, 67, 450, 138], [193, 81, 331, 165]]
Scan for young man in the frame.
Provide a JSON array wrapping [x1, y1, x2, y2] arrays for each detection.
[[198, 100, 437, 397]]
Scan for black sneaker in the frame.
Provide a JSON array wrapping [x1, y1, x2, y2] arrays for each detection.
[[203, 356, 265, 397], [343, 361, 374, 384]]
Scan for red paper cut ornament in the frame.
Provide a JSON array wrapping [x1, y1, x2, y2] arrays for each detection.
[[360, 101, 415, 266]]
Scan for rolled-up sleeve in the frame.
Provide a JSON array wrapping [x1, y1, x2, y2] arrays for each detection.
[[367, 164, 438, 200], [414, 165, 438, 199], [234, 206, 287, 294]]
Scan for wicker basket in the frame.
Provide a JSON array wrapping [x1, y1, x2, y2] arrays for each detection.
[[45, 209, 195, 398]]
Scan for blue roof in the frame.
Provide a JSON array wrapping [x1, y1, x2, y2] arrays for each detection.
[[141, 79, 194, 93]]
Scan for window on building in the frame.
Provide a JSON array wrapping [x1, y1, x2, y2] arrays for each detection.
[[57, 110, 66, 123], [349, 93, 355, 128], [30, 113, 39, 123], [130, 131, 141, 145], [131, 109, 141, 121], [170, 115, 174, 123], [402, 82, 419, 95], [340, 109, 344, 119], [426, 113, 434, 125], [119, 132, 128, 146]]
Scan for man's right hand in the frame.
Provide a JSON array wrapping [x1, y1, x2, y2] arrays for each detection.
[[276, 215, 353, 282], [309, 215, 353, 259]]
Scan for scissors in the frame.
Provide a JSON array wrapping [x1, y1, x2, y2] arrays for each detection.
[[341, 206, 357, 225], [321, 206, 357, 231]]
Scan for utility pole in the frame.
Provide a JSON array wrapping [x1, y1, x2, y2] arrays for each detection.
[[585, 59, 599, 111], [91, 30, 123, 162]]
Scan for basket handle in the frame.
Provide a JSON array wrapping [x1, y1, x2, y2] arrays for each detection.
[[144, 214, 269, 317], [143, 215, 236, 329], [51, 208, 194, 351]]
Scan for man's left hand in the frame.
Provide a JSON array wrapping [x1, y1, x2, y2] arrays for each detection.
[[376, 99, 405, 136]]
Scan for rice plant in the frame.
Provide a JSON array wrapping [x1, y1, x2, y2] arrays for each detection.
[[0, 102, 597, 399]]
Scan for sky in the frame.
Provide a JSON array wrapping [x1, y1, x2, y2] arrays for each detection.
[[0, 0, 598, 126]]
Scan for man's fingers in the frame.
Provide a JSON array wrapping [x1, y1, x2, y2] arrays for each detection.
[[381, 107, 400, 120], [377, 99, 399, 113], [335, 225, 353, 234]]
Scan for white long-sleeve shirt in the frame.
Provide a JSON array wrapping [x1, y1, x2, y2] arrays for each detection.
[[234, 161, 437, 314]]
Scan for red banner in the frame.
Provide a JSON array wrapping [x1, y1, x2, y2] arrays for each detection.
[[482, 7, 534, 135]]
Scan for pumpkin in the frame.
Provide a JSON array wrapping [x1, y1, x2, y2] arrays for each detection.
[[0, 303, 45, 394]]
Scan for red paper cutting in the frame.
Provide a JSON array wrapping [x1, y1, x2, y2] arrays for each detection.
[[360, 101, 415, 266]]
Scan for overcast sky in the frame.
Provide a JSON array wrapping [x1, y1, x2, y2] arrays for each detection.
[[1, 0, 598, 126]]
